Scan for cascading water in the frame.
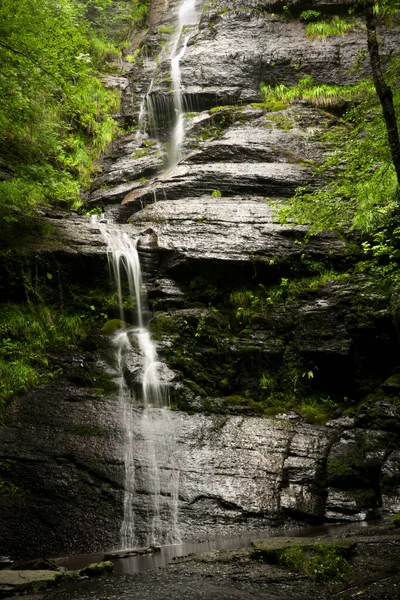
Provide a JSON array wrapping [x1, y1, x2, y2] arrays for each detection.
[[89, 0, 201, 552], [169, 0, 197, 165], [93, 215, 180, 549], [134, 0, 198, 163]]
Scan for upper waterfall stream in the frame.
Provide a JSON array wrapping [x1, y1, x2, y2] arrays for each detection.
[[169, 0, 197, 165], [93, 215, 180, 549]]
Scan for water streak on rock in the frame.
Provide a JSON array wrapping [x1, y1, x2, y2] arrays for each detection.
[[93, 215, 180, 549], [169, 0, 197, 165]]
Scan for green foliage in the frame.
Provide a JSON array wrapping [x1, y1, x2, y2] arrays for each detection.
[[279, 63, 400, 280], [260, 76, 368, 108], [0, 459, 24, 495], [0, 0, 137, 223], [251, 541, 352, 582], [393, 512, 400, 527], [251, 101, 289, 112], [211, 189, 222, 197], [305, 17, 358, 38], [0, 302, 88, 411], [158, 25, 175, 34], [130, 0, 150, 26], [300, 10, 321, 22]]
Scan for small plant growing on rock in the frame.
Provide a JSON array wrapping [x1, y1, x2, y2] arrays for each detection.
[[306, 17, 358, 39], [393, 513, 400, 527], [251, 541, 353, 582], [211, 189, 222, 197], [300, 10, 321, 22]]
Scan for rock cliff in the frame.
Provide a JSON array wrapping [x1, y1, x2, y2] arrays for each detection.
[[0, 0, 400, 561]]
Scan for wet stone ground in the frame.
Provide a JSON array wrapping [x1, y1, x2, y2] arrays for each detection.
[[18, 523, 400, 600]]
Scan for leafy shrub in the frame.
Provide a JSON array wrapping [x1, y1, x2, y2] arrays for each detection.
[[0, 0, 133, 220], [251, 541, 352, 582], [300, 10, 321, 22], [0, 303, 88, 412]]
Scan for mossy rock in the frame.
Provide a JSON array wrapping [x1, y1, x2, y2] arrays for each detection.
[[11, 558, 60, 571], [251, 101, 289, 111], [0, 570, 64, 594], [393, 513, 400, 527], [101, 319, 127, 335], [70, 424, 105, 437], [79, 561, 114, 576]]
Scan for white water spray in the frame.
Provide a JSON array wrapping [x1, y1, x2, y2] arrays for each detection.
[[93, 215, 180, 549]]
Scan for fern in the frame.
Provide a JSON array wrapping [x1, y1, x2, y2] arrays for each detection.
[[306, 17, 358, 39], [260, 77, 370, 108]]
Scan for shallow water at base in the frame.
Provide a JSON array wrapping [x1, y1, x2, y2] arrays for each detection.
[[58, 520, 370, 575]]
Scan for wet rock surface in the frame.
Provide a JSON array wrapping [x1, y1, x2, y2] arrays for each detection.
[[0, 352, 124, 560], [29, 523, 400, 600], [1, 0, 400, 567]]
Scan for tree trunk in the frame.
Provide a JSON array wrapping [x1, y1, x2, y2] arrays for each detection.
[[365, 0, 400, 186]]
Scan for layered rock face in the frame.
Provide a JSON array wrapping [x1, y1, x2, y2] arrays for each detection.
[[1, 0, 400, 561]]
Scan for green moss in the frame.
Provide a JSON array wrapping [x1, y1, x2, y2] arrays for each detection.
[[79, 561, 114, 576], [158, 25, 174, 34], [133, 147, 152, 159], [0, 480, 24, 496], [101, 319, 126, 335], [71, 424, 105, 437], [393, 513, 400, 527], [251, 101, 288, 112], [0, 459, 24, 496], [209, 105, 244, 115], [326, 452, 374, 491], [184, 379, 207, 397], [266, 113, 294, 130]]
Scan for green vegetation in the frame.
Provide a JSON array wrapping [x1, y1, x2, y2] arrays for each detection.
[[260, 76, 369, 108], [299, 10, 321, 22], [211, 190, 222, 197], [151, 265, 356, 422], [0, 0, 149, 229], [0, 303, 88, 411], [71, 424, 105, 436], [393, 512, 400, 527], [305, 17, 358, 39], [251, 541, 354, 582], [158, 25, 174, 34], [0, 460, 24, 496], [251, 101, 288, 112], [279, 61, 400, 284], [0, 249, 124, 414]]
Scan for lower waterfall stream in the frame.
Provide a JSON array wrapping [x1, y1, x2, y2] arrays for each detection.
[[94, 216, 180, 550]]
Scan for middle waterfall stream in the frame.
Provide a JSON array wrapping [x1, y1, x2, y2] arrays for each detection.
[[95, 216, 180, 550]]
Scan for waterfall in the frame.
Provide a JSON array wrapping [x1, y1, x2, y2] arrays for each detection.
[[90, 0, 200, 550], [93, 215, 180, 549], [169, 0, 197, 165], [133, 0, 198, 162]]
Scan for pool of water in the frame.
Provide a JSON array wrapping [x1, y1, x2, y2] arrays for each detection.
[[58, 520, 370, 575]]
